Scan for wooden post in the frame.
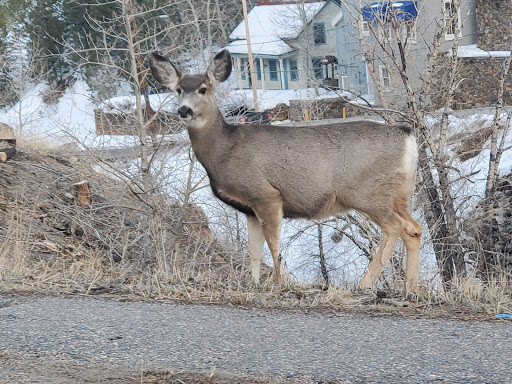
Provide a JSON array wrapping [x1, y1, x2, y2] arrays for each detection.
[[242, 0, 260, 112], [73, 180, 92, 208]]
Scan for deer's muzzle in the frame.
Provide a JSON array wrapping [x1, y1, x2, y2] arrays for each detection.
[[178, 106, 193, 118]]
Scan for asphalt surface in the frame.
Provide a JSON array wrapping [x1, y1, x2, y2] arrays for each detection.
[[0, 295, 511, 383]]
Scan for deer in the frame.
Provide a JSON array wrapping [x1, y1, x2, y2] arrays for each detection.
[[148, 49, 422, 293]]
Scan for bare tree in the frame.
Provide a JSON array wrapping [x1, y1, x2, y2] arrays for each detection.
[[336, 0, 512, 287]]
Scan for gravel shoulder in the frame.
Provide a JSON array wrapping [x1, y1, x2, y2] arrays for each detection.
[[1, 294, 511, 383]]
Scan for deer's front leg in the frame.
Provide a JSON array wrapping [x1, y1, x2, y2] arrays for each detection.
[[246, 214, 265, 283], [254, 199, 284, 283]]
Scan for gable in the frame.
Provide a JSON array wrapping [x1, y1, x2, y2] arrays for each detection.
[[306, 0, 342, 29], [293, 0, 341, 43], [229, 2, 327, 41]]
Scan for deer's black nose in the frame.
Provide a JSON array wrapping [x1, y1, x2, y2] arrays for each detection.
[[178, 106, 193, 118]]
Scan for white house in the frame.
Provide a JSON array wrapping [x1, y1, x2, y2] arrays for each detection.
[[224, 0, 342, 90]]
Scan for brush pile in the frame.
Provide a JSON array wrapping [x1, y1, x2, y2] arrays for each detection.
[[0, 146, 247, 287]]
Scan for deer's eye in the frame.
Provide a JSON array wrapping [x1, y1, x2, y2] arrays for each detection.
[[176, 87, 182, 95], [199, 87, 207, 94]]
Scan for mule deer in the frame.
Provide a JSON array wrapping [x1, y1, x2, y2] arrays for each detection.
[[149, 50, 422, 292]]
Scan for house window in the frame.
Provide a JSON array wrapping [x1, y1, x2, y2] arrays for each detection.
[[313, 22, 326, 45], [240, 58, 247, 80], [379, 65, 390, 88], [362, 21, 370, 37], [312, 57, 324, 80], [256, 59, 261, 80], [341, 76, 349, 90], [268, 59, 278, 81], [289, 59, 299, 81], [444, 0, 460, 40], [401, 21, 417, 43], [378, 23, 392, 42]]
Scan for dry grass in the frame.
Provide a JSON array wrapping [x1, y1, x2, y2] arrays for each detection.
[[434, 277, 512, 314], [132, 369, 330, 384], [1, 145, 511, 319], [2, 246, 510, 319], [0, 351, 326, 384]]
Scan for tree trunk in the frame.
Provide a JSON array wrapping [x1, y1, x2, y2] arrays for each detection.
[[317, 223, 329, 285]]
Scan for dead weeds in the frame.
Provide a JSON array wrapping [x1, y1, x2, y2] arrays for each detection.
[[0, 147, 511, 321], [135, 369, 281, 384]]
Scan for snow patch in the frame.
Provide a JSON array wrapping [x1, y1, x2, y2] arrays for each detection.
[[455, 44, 511, 58], [226, 2, 326, 56]]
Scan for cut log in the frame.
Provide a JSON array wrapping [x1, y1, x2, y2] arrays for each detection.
[[0, 146, 16, 161], [73, 180, 91, 208], [0, 138, 16, 162]]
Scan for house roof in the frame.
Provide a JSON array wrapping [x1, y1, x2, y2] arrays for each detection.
[[225, 37, 294, 56], [226, 1, 327, 56]]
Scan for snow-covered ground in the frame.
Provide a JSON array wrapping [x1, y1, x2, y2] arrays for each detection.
[[1, 78, 511, 285], [0, 79, 345, 146]]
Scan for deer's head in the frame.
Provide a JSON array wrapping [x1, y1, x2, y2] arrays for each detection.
[[149, 50, 232, 130]]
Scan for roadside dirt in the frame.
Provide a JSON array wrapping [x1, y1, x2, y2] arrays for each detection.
[[0, 352, 288, 384]]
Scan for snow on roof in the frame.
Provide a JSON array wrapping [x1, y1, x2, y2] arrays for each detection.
[[225, 37, 293, 56], [455, 44, 511, 58], [226, 2, 326, 56], [229, 2, 326, 41]]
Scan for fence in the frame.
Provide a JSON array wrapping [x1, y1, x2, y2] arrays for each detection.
[[94, 109, 184, 136], [288, 98, 380, 122]]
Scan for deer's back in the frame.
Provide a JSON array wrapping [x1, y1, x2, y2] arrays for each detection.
[[208, 120, 415, 219]]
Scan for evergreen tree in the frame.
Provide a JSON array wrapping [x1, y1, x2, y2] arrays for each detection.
[[0, 0, 29, 105], [62, 0, 120, 59], [26, 0, 67, 82], [0, 0, 27, 36]]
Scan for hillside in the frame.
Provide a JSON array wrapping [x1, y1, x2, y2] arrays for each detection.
[[0, 145, 250, 295]]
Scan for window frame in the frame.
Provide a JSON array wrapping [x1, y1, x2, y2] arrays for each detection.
[[378, 23, 393, 43], [289, 59, 299, 81], [240, 58, 247, 80], [362, 20, 371, 37], [341, 75, 349, 90], [268, 59, 278, 81], [444, 0, 461, 41], [379, 64, 390, 88], [400, 20, 417, 43], [313, 22, 326, 45], [256, 59, 262, 80], [312, 57, 324, 80]]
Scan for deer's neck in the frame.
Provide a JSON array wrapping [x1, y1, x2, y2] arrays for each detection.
[[186, 108, 231, 172]]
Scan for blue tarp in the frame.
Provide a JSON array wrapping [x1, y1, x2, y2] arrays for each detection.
[[362, 1, 418, 22]]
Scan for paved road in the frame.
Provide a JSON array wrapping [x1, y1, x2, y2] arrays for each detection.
[[0, 295, 511, 383]]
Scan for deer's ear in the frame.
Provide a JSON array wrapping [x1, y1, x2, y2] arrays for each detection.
[[148, 52, 182, 91], [207, 49, 232, 84]]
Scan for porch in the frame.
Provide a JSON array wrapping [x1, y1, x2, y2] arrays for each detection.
[[232, 55, 302, 90]]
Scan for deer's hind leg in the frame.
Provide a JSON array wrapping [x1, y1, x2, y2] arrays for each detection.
[[359, 216, 402, 290], [394, 197, 422, 293], [402, 229, 421, 294], [359, 194, 422, 291]]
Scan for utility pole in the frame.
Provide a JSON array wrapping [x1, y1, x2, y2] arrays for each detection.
[[242, 0, 260, 111]]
